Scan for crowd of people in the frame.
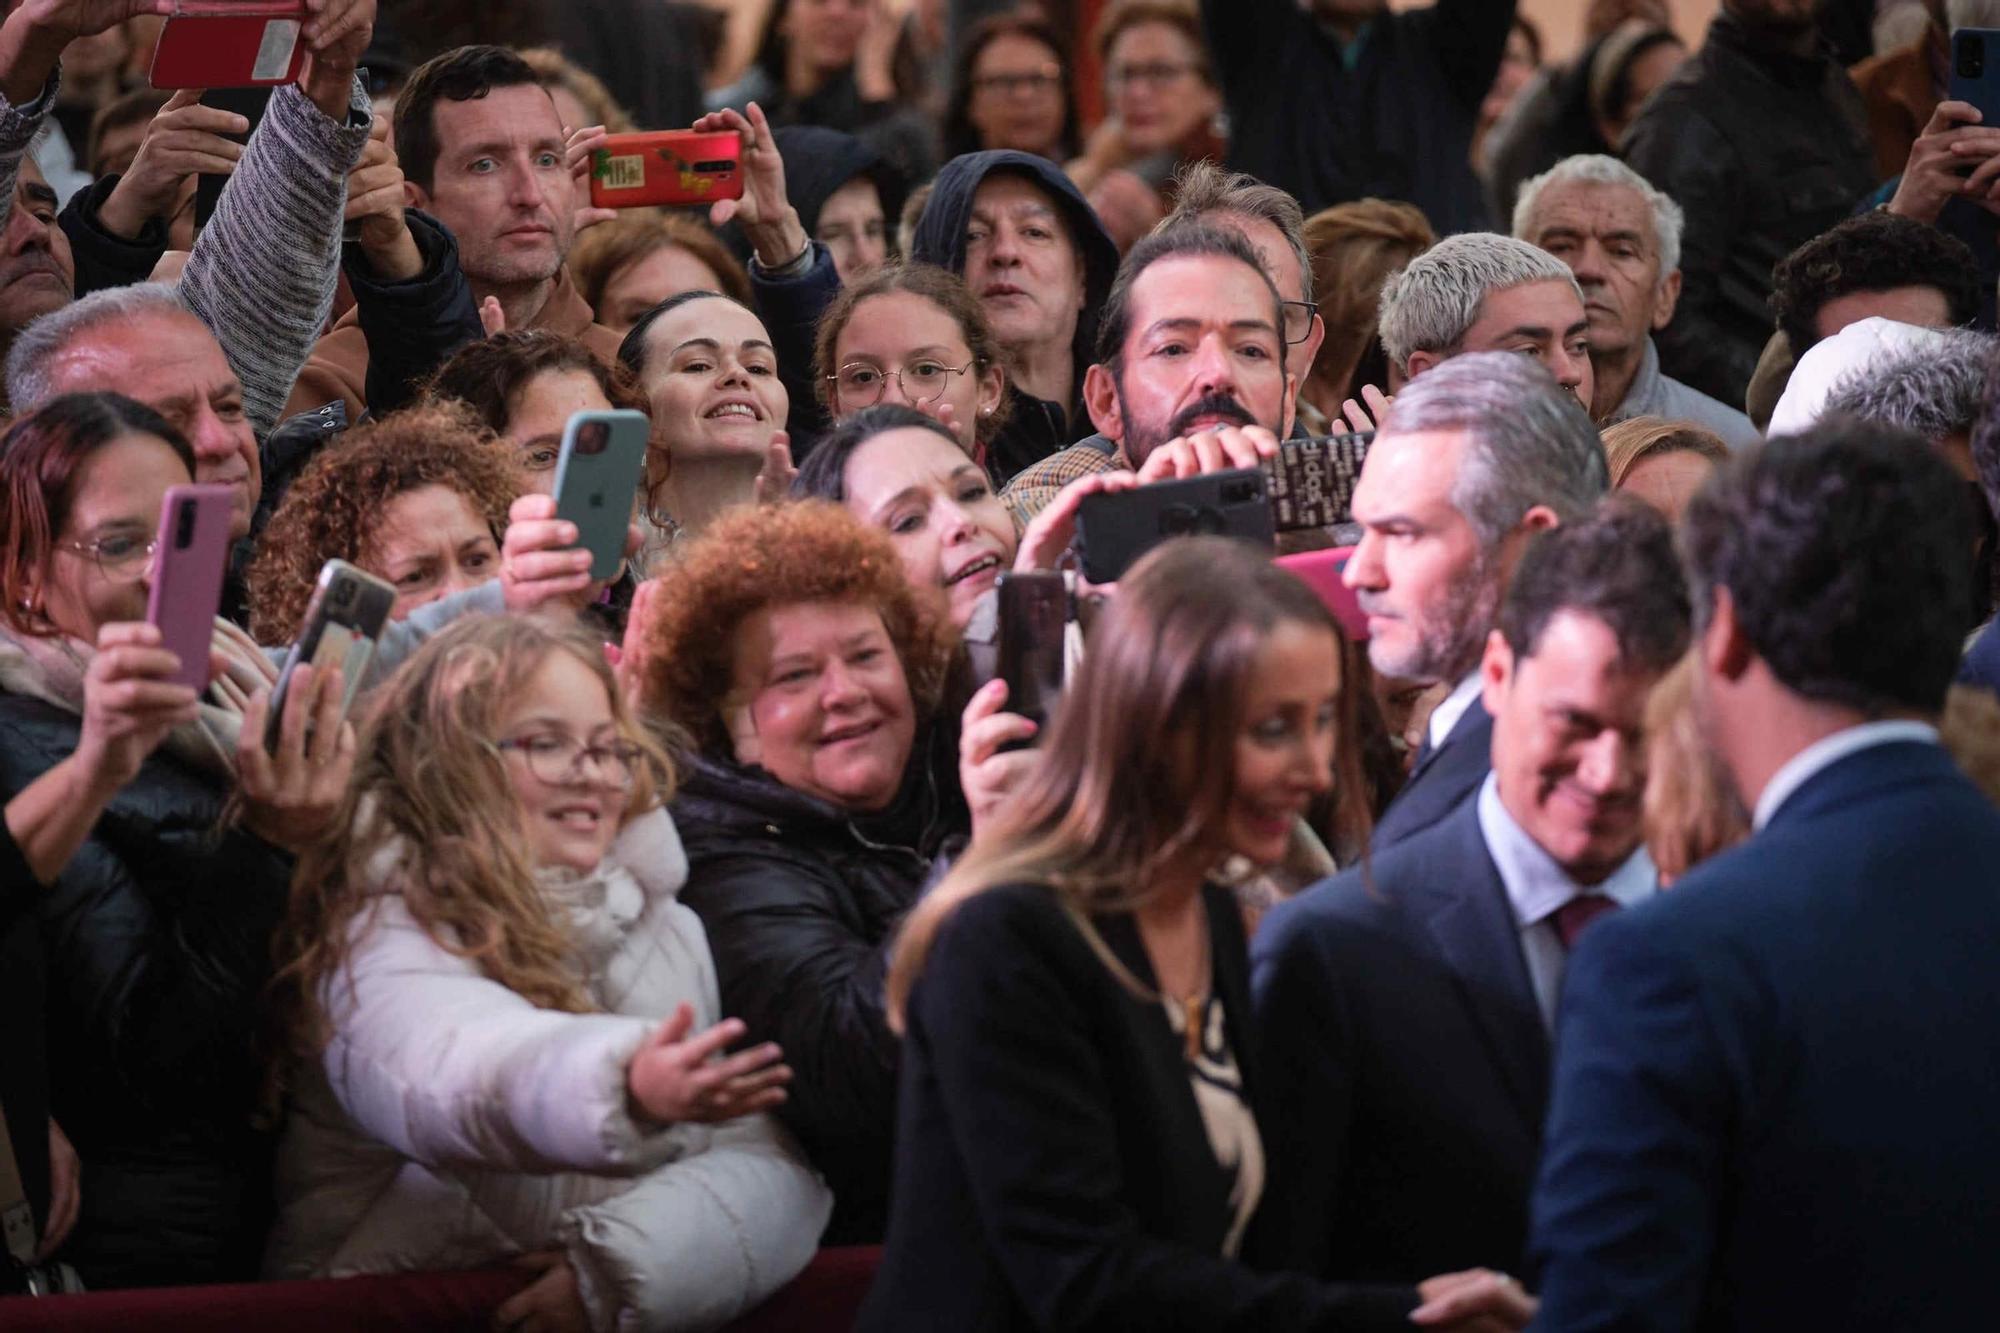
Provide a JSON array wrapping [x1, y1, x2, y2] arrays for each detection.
[[2, 0, 1998, 1328]]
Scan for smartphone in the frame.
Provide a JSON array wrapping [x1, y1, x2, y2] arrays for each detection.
[[264, 560, 395, 754], [1072, 468, 1276, 584], [193, 87, 267, 232], [150, 2, 309, 90], [1274, 547, 1369, 644], [1951, 29, 2000, 128], [551, 409, 651, 581], [145, 484, 235, 692], [994, 572, 1067, 751], [589, 131, 745, 209], [1265, 432, 1371, 532]]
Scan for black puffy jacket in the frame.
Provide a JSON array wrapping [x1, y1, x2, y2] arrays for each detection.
[[671, 741, 964, 1245], [1623, 12, 1875, 409], [0, 692, 292, 1289]]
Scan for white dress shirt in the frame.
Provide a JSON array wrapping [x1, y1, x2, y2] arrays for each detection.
[[1751, 720, 1941, 831], [1475, 774, 1658, 1031], [1425, 671, 1485, 755]]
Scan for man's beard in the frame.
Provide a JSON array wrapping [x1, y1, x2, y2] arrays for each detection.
[[1367, 549, 1501, 685], [1119, 388, 1259, 466]]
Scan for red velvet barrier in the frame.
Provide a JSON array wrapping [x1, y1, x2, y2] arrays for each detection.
[[0, 1247, 882, 1332]]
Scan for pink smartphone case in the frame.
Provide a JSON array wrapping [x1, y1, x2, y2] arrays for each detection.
[[145, 484, 235, 692]]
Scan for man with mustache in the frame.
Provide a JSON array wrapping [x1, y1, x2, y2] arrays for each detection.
[[1513, 154, 1758, 448], [0, 158, 72, 403], [1254, 497, 1685, 1288], [284, 44, 624, 422], [1343, 352, 1608, 852], [999, 223, 1292, 525]]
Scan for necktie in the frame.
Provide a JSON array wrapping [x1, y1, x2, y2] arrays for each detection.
[[1552, 893, 1620, 951]]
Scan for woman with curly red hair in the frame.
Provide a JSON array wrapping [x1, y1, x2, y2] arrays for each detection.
[[631, 499, 965, 1245], [245, 407, 525, 645]]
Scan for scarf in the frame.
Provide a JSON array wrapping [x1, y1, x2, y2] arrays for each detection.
[[0, 617, 278, 781]]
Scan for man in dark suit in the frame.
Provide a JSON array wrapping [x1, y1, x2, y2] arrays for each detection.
[[1254, 500, 1689, 1285], [1345, 352, 1607, 851], [1529, 421, 2000, 1330]]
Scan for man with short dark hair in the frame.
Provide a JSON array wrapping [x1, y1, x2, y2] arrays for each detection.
[[1256, 498, 1688, 1285], [997, 224, 1290, 525], [1203, 0, 1517, 232], [284, 43, 623, 421], [1624, 0, 1875, 408], [1342, 352, 1608, 851], [1530, 422, 2000, 1331]]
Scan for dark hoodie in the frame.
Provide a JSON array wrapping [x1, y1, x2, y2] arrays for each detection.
[[910, 151, 1119, 485], [772, 125, 907, 249]]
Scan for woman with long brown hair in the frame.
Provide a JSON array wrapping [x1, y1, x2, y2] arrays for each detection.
[[862, 538, 1534, 1330], [264, 615, 828, 1331]]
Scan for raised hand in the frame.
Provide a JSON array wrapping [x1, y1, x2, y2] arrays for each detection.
[[1338, 383, 1393, 436], [564, 124, 620, 234], [297, 0, 374, 119], [751, 431, 796, 506], [0, 1, 173, 107], [499, 493, 597, 614], [1889, 100, 2000, 223], [1133, 423, 1281, 484], [97, 88, 246, 241], [626, 1003, 792, 1125], [958, 678, 1039, 839], [1014, 469, 1140, 573], [75, 621, 203, 792], [347, 113, 421, 279], [689, 102, 807, 268], [237, 663, 357, 854]]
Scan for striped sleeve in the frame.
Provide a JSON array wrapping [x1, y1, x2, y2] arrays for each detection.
[[178, 77, 371, 439], [0, 71, 58, 237]]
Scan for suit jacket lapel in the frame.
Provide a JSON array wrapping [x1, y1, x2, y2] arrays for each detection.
[[1414, 802, 1550, 1134]]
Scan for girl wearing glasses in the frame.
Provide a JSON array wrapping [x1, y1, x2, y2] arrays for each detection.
[[813, 263, 1013, 475], [266, 614, 829, 1331]]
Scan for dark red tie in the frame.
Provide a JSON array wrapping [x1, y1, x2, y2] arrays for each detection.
[[1552, 894, 1620, 951]]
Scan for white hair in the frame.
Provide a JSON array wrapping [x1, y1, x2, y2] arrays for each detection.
[[6, 282, 194, 414], [1376, 233, 1582, 372], [1822, 328, 1996, 444], [1512, 153, 1685, 276]]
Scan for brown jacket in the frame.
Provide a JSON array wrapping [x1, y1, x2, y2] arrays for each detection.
[[1851, 36, 1939, 183], [281, 267, 625, 422]]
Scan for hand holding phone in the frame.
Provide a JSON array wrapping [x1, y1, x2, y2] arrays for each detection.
[[1265, 432, 1371, 532], [145, 483, 234, 691], [1073, 469, 1276, 584], [552, 410, 651, 581], [265, 560, 393, 754]]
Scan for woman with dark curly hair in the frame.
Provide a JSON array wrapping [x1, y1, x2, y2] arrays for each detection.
[[422, 331, 650, 487], [245, 407, 524, 645], [630, 499, 967, 1245]]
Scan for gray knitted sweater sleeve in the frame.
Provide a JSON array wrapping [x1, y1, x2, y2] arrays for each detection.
[[178, 77, 371, 440], [0, 74, 58, 244]]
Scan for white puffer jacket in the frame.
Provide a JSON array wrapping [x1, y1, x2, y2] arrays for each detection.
[[265, 808, 832, 1332]]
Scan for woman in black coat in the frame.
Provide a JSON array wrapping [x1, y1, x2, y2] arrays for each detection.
[[864, 539, 1538, 1331], [0, 394, 354, 1287], [631, 499, 965, 1244]]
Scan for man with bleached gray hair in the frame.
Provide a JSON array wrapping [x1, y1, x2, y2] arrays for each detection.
[[1375, 231, 1593, 409], [1514, 154, 1759, 448]]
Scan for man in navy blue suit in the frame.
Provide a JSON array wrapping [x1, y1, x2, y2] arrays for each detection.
[[1254, 499, 1688, 1285], [1529, 421, 2000, 1330], [1345, 352, 1607, 851]]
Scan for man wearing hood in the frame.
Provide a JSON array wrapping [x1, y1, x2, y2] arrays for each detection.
[[910, 149, 1119, 484]]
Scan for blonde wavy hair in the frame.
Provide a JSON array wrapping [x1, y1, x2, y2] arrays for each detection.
[[1641, 653, 1749, 884], [268, 616, 677, 1072]]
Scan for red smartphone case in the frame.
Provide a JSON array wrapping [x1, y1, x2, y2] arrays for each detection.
[[146, 484, 235, 692], [589, 131, 745, 209], [149, 2, 309, 90], [1275, 547, 1370, 645]]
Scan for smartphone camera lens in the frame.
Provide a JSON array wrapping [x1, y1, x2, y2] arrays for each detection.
[[578, 421, 608, 456], [1959, 35, 1983, 80], [175, 502, 195, 548]]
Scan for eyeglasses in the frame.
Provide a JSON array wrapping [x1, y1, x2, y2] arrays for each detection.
[[1280, 300, 1318, 347], [58, 532, 157, 582], [971, 67, 1062, 97], [498, 733, 646, 790], [829, 359, 974, 407], [1107, 60, 1201, 90]]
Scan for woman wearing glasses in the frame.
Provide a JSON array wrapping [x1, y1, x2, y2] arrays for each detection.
[[812, 263, 1024, 477], [0, 393, 355, 1287], [266, 615, 829, 1331], [942, 12, 1079, 163]]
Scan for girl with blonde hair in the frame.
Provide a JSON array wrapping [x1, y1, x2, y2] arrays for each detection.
[[265, 615, 829, 1331]]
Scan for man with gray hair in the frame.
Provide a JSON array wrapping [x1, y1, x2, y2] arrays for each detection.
[[1343, 350, 1608, 850], [1514, 154, 1759, 448], [1376, 231, 1593, 409]]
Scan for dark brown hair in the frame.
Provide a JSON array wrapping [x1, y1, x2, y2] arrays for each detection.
[[812, 262, 1011, 442], [941, 10, 1079, 160], [422, 330, 648, 435], [569, 213, 754, 316], [0, 392, 193, 637]]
